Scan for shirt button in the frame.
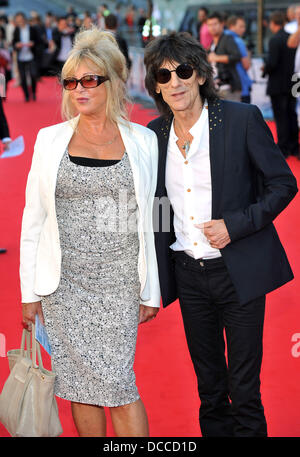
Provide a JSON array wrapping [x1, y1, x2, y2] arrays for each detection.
[[194, 242, 198, 246], [190, 216, 194, 220], [187, 188, 191, 192], [184, 160, 188, 165]]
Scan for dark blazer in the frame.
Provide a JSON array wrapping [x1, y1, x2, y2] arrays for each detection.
[[12, 25, 41, 60], [213, 33, 242, 92], [148, 99, 298, 307], [52, 28, 76, 61], [115, 33, 132, 70], [264, 29, 296, 96], [0, 97, 9, 140]]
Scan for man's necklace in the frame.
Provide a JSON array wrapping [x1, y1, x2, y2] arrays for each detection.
[[182, 140, 191, 155], [174, 120, 193, 157]]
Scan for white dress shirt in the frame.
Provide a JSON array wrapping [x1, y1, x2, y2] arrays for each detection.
[[19, 26, 34, 62], [166, 102, 221, 260]]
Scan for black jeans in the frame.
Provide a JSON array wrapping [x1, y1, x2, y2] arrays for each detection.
[[172, 251, 267, 437], [17, 60, 38, 100], [270, 94, 299, 157]]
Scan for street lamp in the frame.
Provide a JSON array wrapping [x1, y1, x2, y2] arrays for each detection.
[[257, 0, 264, 55]]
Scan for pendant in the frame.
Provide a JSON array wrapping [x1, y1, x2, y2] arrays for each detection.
[[182, 141, 190, 155]]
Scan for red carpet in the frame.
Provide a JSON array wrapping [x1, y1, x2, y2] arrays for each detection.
[[0, 77, 299, 437]]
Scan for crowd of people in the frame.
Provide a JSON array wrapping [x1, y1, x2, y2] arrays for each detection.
[[0, 4, 146, 102], [185, 5, 300, 160]]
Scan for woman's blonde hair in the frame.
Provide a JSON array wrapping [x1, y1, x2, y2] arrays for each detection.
[[61, 27, 131, 124]]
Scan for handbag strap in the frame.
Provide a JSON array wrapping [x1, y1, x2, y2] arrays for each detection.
[[31, 323, 44, 369], [19, 324, 45, 369], [20, 328, 31, 358]]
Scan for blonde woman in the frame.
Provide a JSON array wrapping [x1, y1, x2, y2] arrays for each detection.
[[20, 27, 160, 437]]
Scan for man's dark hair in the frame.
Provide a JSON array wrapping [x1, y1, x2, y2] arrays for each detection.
[[105, 13, 118, 30], [227, 15, 246, 28], [207, 12, 224, 22], [144, 32, 218, 117], [14, 11, 26, 20], [198, 7, 208, 15], [270, 11, 286, 27]]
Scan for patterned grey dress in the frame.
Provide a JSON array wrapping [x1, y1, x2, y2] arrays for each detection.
[[41, 149, 141, 407]]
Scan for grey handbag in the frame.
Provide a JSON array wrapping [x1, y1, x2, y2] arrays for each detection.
[[0, 324, 62, 437]]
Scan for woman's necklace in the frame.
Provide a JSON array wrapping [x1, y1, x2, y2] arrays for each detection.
[[76, 127, 118, 148]]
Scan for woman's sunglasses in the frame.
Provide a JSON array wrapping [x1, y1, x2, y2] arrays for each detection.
[[155, 63, 194, 84], [62, 74, 109, 91]]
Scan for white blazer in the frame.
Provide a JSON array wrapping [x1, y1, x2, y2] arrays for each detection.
[[19, 116, 161, 308]]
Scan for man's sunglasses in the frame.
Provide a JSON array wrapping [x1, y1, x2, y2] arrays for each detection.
[[62, 74, 109, 91], [155, 63, 194, 84]]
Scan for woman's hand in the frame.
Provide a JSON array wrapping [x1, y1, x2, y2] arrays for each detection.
[[139, 305, 159, 324], [22, 301, 45, 331]]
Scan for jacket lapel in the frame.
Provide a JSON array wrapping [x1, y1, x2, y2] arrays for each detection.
[[118, 121, 143, 214], [208, 98, 225, 219], [49, 116, 79, 194]]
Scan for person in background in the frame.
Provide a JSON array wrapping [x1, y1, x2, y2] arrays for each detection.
[[82, 13, 94, 30], [29, 14, 45, 80], [0, 21, 12, 93], [97, 4, 110, 30], [206, 12, 242, 101], [198, 7, 213, 50], [12, 12, 40, 102], [263, 11, 299, 159], [104, 13, 132, 71], [226, 15, 253, 103], [39, 13, 56, 76], [52, 16, 75, 74], [285, 4, 297, 33], [0, 95, 11, 254], [287, 5, 300, 77]]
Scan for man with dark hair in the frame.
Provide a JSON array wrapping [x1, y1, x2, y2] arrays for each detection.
[[144, 31, 297, 437], [226, 15, 253, 103], [198, 7, 213, 49], [263, 11, 299, 158], [52, 16, 75, 74], [206, 12, 242, 101], [12, 12, 41, 102], [104, 13, 132, 70]]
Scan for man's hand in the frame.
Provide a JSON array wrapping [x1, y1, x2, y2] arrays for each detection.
[[195, 219, 231, 250], [207, 52, 218, 63], [139, 305, 159, 324]]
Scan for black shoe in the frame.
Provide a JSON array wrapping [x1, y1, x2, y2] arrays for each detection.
[[0, 248, 7, 254]]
